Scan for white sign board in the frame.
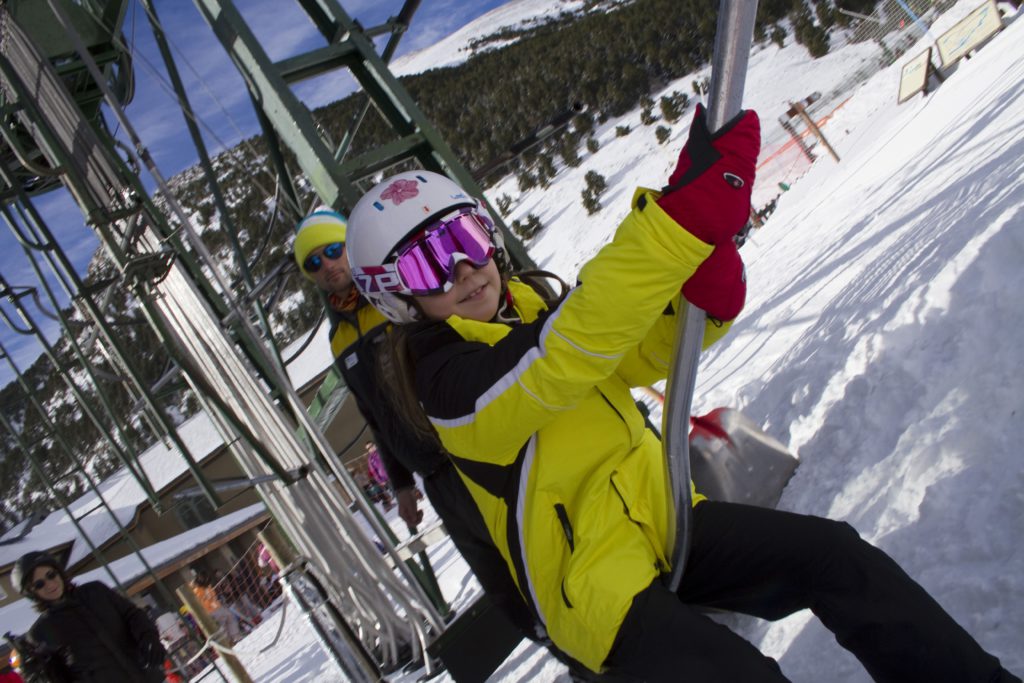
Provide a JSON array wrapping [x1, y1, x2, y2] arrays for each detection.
[[898, 48, 934, 104], [936, 0, 1002, 67]]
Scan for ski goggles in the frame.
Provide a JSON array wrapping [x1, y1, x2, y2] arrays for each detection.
[[303, 242, 345, 274], [355, 209, 495, 296], [32, 569, 59, 591]]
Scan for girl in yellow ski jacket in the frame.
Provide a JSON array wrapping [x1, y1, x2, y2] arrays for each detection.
[[345, 108, 1018, 682]]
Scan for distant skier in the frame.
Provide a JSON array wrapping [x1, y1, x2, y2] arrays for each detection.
[[365, 441, 390, 490], [188, 568, 241, 644], [344, 106, 1021, 682]]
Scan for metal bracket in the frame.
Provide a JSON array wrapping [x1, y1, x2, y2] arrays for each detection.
[[123, 249, 176, 288]]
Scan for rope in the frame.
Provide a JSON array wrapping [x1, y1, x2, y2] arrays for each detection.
[[181, 627, 233, 666], [258, 597, 290, 653]]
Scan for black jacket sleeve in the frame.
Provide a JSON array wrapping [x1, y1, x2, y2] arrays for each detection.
[[95, 583, 162, 657]]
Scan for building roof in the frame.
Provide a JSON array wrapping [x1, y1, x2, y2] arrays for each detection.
[[0, 409, 226, 569], [0, 320, 333, 570], [0, 502, 268, 636]]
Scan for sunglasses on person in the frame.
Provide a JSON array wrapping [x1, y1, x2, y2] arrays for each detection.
[[303, 242, 345, 274], [32, 569, 60, 591], [354, 209, 495, 296]]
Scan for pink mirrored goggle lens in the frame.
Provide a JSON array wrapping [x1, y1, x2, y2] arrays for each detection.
[[394, 212, 495, 295]]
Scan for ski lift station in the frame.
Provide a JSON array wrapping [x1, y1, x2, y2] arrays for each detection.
[[3, 0, 1018, 680]]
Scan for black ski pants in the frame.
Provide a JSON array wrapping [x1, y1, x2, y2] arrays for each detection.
[[422, 460, 538, 637], [603, 501, 1018, 683]]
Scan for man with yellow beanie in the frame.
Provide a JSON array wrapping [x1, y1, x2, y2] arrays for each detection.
[[293, 206, 538, 640], [293, 208, 359, 317]]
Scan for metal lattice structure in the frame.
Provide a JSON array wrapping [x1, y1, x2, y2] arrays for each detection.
[[0, 0, 543, 677]]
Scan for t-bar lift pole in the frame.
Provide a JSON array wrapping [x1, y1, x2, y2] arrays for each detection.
[[665, 0, 759, 593]]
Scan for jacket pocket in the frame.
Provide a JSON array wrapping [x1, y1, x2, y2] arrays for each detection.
[[554, 503, 575, 608], [609, 443, 671, 572]]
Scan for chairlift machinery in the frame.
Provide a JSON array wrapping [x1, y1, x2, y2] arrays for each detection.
[[0, 0, 501, 678]]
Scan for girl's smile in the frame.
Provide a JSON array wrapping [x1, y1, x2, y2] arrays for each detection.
[[417, 259, 501, 322]]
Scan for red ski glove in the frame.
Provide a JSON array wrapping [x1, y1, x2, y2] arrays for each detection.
[[657, 104, 761, 245], [681, 241, 745, 321]]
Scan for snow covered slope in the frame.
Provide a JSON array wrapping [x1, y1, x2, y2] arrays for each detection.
[[233, 2, 1024, 680], [391, 0, 586, 76]]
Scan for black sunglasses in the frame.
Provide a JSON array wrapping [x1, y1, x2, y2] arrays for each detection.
[[303, 242, 345, 273], [32, 569, 59, 591]]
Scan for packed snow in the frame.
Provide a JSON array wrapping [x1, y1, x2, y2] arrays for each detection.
[[222, 1, 1024, 680]]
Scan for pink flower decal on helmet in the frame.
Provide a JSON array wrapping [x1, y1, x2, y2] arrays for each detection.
[[380, 179, 420, 205]]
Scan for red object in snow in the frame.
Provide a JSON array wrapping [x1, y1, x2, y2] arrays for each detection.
[[688, 407, 799, 509]]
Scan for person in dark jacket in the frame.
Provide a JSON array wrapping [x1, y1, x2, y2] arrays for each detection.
[[293, 208, 538, 638], [11, 551, 166, 683]]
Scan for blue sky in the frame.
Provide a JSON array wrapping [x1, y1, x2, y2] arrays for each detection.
[[0, 0, 509, 388]]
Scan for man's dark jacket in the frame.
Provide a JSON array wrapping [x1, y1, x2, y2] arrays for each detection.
[[25, 582, 165, 683]]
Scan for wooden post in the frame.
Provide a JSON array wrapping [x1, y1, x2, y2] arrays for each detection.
[[793, 101, 840, 162], [177, 585, 255, 683]]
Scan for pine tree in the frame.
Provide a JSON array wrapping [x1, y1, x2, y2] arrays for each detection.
[[518, 171, 538, 192], [582, 171, 608, 215], [573, 112, 596, 137], [496, 194, 513, 216], [560, 135, 582, 168], [771, 25, 786, 49], [659, 91, 689, 124], [792, 5, 830, 58], [536, 153, 557, 188], [510, 213, 544, 240], [640, 95, 657, 125]]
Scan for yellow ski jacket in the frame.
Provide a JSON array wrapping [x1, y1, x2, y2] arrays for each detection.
[[406, 190, 731, 671]]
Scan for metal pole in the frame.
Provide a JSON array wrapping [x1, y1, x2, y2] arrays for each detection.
[[665, 0, 758, 593], [140, 0, 285, 374], [332, 0, 421, 170]]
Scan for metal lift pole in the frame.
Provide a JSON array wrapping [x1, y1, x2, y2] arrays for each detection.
[[665, 0, 758, 593], [139, 0, 288, 373], [0, 277, 163, 507], [0, 179, 228, 510], [3, 8, 440, 675]]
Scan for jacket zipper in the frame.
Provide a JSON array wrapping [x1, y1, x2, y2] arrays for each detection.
[[554, 503, 575, 608]]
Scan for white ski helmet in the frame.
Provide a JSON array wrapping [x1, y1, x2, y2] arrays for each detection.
[[347, 170, 504, 323]]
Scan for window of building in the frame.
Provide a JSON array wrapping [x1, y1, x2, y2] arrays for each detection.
[[174, 495, 217, 530]]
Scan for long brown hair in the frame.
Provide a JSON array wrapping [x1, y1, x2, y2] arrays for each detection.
[[374, 270, 568, 443], [377, 321, 441, 446]]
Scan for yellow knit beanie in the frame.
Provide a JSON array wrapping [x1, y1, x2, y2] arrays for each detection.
[[294, 208, 347, 280]]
